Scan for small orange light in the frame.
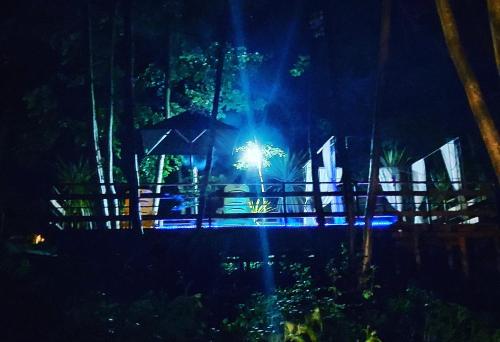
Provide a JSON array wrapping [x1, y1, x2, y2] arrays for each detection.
[[33, 234, 45, 244]]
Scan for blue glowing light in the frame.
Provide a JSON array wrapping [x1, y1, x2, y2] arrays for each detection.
[[241, 141, 263, 168], [156, 215, 397, 230]]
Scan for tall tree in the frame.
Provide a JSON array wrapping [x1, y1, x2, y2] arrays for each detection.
[[361, 0, 392, 275], [307, 7, 327, 229], [152, 21, 172, 218], [487, 0, 500, 77], [436, 0, 500, 183], [196, 3, 227, 230], [108, 0, 119, 228], [123, 0, 142, 233], [88, 1, 111, 228]]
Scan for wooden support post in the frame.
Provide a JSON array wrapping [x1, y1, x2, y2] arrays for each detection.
[[282, 182, 288, 227], [339, 137, 356, 256], [458, 236, 470, 277], [495, 238, 500, 274], [446, 242, 455, 271], [310, 151, 325, 227], [413, 229, 422, 271], [394, 241, 402, 275], [345, 176, 356, 255]]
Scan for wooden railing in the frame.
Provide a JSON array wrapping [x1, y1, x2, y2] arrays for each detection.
[[48, 181, 498, 230]]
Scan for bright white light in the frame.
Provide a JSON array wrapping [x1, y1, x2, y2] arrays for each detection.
[[242, 142, 263, 167]]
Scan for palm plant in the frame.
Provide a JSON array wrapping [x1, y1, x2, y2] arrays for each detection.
[[430, 170, 451, 209], [284, 307, 322, 342], [379, 143, 407, 214], [380, 142, 407, 167], [267, 151, 308, 213], [55, 158, 94, 228], [248, 199, 274, 214], [248, 199, 274, 226]]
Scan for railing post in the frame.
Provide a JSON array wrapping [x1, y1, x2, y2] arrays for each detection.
[[426, 178, 433, 227], [495, 238, 500, 274], [343, 170, 356, 254], [413, 227, 422, 271], [458, 236, 470, 277], [282, 181, 288, 227], [310, 149, 325, 227]]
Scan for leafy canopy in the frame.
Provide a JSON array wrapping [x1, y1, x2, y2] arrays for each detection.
[[139, 43, 266, 119]]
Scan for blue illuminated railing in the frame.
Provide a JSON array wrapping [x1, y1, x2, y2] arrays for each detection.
[[156, 215, 399, 229], [48, 181, 497, 230]]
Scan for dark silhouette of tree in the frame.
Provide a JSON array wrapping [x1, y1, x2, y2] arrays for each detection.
[[107, 0, 119, 228], [362, 0, 392, 276], [122, 0, 142, 233], [88, 1, 111, 228], [196, 2, 227, 230], [436, 0, 500, 183]]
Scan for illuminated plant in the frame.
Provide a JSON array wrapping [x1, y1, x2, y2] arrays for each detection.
[[380, 142, 407, 167], [289, 55, 311, 77], [248, 199, 274, 214], [267, 151, 308, 212], [55, 158, 94, 228], [234, 141, 285, 193], [234, 141, 285, 170]]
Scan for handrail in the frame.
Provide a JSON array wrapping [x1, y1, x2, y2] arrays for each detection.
[[48, 180, 498, 229]]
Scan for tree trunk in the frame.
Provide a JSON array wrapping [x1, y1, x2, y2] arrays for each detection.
[[0, 125, 6, 238], [196, 16, 226, 229], [361, 0, 392, 276], [307, 6, 326, 229], [88, 2, 111, 229], [108, 0, 119, 228], [153, 26, 172, 218], [338, 138, 356, 255], [487, 0, 500, 77], [123, 0, 142, 233], [436, 0, 500, 184], [153, 155, 165, 217]]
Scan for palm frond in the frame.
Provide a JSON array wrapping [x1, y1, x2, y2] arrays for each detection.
[[55, 158, 94, 192], [267, 151, 308, 212], [248, 199, 274, 213], [380, 143, 407, 167]]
